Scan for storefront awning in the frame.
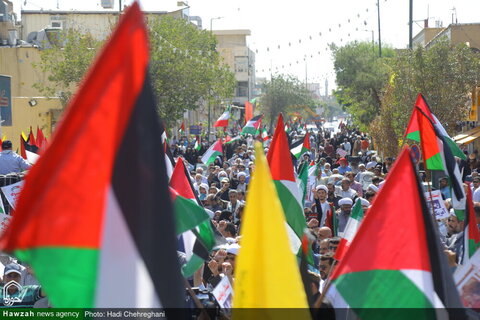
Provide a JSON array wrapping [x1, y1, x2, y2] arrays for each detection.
[[453, 126, 480, 145]]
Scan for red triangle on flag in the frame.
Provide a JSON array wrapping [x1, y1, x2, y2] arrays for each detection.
[[266, 114, 295, 182], [331, 147, 431, 280], [170, 158, 196, 200]]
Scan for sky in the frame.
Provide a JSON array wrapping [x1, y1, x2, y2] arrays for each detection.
[[16, 0, 480, 92]]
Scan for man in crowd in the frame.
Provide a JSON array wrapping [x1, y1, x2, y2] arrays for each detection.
[[0, 141, 31, 175]]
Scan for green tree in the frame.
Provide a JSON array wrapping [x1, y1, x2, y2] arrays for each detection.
[[331, 41, 395, 130], [148, 16, 235, 126], [260, 74, 317, 130], [33, 29, 103, 107], [388, 38, 480, 137]]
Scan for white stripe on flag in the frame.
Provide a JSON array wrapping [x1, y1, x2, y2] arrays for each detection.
[[96, 188, 161, 307]]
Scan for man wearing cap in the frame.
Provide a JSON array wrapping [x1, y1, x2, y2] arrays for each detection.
[[325, 198, 353, 236], [313, 185, 333, 227], [0, 263, 45, 307], [0, 141, 31, 175]]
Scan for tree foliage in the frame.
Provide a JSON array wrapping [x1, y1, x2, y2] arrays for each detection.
[[260, 74, 317, 130], [148, 16, 235, 126], [387, 38, 480, 137], [33, 29, 103, 106], [331, 41, 395, 130], [33, 16, 236, 127]]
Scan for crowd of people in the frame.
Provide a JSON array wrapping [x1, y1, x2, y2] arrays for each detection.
[[0, 118, 478, 311], [169, 121, 480, 311]]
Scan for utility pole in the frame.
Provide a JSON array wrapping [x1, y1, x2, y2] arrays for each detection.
[[409, 0, 413, 49], [119, 0, 122, 13], [377, 0, 382, 57]]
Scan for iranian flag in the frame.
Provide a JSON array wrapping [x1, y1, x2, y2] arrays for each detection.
[[0, 3, 185, 309], [327, 147, 465, 318], [290, 132, 310, 159], [334, 198, 364, 261], [214, 108, 230, 127], [170, 159, 220, 277], [261, 127, 269, 141], [241, 114, 262, 135], [405, 94, 465, 160], [201, 139, 223, 165], [267, 114, 309, 257], [463, 187, 480, 264]]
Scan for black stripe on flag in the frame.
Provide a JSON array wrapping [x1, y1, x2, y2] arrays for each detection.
[[111, 74, 185, 309], [410, 150, 466, 317]]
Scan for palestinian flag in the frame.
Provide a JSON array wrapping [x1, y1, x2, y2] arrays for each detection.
[[201, 139, 223, 165], [224, 135, 241, 145], [405, 94, 465, 160], [241, 114, 262, 135], [194, 136, 201, 151], [214, 107, 230, 127], [267, 114, 309, 260], [463, 187, 480, 264], [404, 94, 434, 141], [334, 198, 364, 261], [417, 107, 444, 171], [169, 186, 209, 235], [170, 159, 218, 277], [327, 147, 465, 318], [20, 134, 39, 164], [291, 132, 310, 159], [417, 107, 465, 220], [178, 121, 185, 135], [0, 4, 185, 309]]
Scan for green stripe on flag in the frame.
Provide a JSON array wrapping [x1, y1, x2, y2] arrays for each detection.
[[335, 270, 435, 318], [15, 247, 98, 308], [273, 181, 304, 239], [425, 153, 444, 171], [406, 131, 420, 142], [469, 238, 480, 257], [174, 197, 210, 235], [182, 254, 205, 277]]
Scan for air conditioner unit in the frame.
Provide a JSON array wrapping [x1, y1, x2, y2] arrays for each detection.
[[50, 20, 63, 29]]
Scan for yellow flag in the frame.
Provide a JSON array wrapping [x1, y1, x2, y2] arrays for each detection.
[[21, 131, 27, 142], [232, 142, 310, 318]]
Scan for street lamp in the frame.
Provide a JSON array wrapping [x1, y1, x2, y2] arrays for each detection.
[[210, 16, 223, 31]]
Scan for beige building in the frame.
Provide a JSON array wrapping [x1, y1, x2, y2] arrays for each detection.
[[0, 47, 62, 148], [213, 30, 255, 105], [20, 9, 184, 43]]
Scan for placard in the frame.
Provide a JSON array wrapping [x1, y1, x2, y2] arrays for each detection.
[[424, 190, 450, 220]]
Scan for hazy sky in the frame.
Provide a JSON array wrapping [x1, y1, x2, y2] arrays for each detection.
[[17, 0, 480, 91]]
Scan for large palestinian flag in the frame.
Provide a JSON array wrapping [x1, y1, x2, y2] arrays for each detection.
[[267, 114, 308, 258], [327, 147, 465, 319], [0, 3, 184, 309]]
